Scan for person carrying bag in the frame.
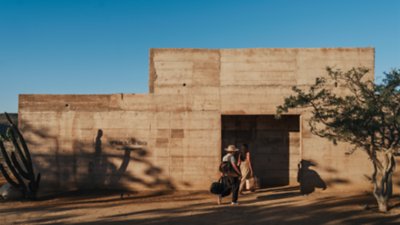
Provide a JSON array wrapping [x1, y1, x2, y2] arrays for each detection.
[[214, 145, 241, 205]]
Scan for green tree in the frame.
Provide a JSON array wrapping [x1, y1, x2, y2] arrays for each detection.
[[276, 67, 400, 212]]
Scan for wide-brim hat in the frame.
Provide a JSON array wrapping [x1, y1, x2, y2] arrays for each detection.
[[225, 145, 239, 152]]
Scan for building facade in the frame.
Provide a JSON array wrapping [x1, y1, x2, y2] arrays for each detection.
[[19, 48, 393, 195]]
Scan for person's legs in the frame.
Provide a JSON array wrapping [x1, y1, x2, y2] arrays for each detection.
[[216, 176, 233, 205], [221, 176, 232, 197], [217, 194, 221, 205], [231, 177, 240, 203]]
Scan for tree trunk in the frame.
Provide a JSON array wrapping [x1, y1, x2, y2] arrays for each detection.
[[372, 151, 395, 213], [376, 196, 388, 212], [374, 183, 389, 212]]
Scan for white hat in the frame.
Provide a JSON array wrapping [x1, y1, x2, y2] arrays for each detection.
[[225, 145, 239, 152]]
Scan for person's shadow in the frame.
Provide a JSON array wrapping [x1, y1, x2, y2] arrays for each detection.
[[297, 160, 327, 195], [88, 129, 133, 188]]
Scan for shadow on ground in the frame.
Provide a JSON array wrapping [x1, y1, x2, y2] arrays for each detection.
[[1, 186, 400, 225]]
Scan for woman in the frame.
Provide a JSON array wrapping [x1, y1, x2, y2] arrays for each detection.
[[239, 144, 254, 194]]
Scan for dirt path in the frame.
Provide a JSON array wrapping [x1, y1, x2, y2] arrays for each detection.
[[1, 186, 399, 225]]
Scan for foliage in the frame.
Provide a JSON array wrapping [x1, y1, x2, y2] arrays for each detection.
[[276, 67, 400, 212], [277, 67, 400, 153]]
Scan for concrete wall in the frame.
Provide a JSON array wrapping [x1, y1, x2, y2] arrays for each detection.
[[19, 47, 392, 195], [19, 93, 221, 193]]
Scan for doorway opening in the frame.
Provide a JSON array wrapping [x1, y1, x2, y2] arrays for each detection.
[[221, 115, 300, 188]]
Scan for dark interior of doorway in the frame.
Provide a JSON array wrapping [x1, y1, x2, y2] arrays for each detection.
[[221, 115, 300, 188]]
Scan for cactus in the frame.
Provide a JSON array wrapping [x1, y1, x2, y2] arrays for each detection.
[[0, 112, 40, 199]]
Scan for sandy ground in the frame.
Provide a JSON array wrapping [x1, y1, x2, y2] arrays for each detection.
[[1, 186, 400, 225]]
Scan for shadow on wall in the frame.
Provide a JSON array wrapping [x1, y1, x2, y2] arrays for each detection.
[[21, 124, 176, 195], [297, 160, 327, 195]]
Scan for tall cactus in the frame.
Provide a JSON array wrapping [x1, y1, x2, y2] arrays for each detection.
[[0, 112, 40, 199]]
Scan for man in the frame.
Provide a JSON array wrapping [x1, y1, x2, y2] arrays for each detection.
[[218, 144, 242, 205]]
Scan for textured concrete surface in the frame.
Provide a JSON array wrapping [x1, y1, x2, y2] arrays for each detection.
[[18, 48, 393, 195]]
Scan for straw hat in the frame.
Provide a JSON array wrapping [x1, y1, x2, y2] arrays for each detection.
[[225, 145, 239, 152]]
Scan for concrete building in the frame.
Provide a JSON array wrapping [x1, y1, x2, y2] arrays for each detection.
[[19, 48, 397, 195]]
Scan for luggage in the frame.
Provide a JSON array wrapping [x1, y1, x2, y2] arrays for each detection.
[[210, 176, 233, 196], [219, 161, 240, 177], [245, 176, 260, 191], [219, 161, 232, 174], [210, 178, 224, 195]]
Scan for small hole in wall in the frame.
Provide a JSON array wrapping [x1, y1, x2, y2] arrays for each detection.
[[182, 83, 186, 87], [65, 104, 69, 107]]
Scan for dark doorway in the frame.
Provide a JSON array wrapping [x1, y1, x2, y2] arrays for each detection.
[[221, 115, 300, 188]]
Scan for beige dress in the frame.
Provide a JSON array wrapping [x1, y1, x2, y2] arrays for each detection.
[[239, 159, 251, 192]]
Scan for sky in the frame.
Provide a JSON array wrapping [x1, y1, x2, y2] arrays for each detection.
[[0, 0, 399, 113]]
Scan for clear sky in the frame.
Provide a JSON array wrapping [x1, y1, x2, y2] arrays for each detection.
[[0, 0, 399, 113]]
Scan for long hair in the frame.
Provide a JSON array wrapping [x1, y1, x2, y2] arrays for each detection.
[[239, 144, 249, 161]]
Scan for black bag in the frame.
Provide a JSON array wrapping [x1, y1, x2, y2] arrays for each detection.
[[210, 176, 233, 196], [210, 178, 224, 195], [219, 161, 240, 177], [219, 161, 232, 174]]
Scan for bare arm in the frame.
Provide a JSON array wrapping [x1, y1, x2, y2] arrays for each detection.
[[231, 161, 241, 176]]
